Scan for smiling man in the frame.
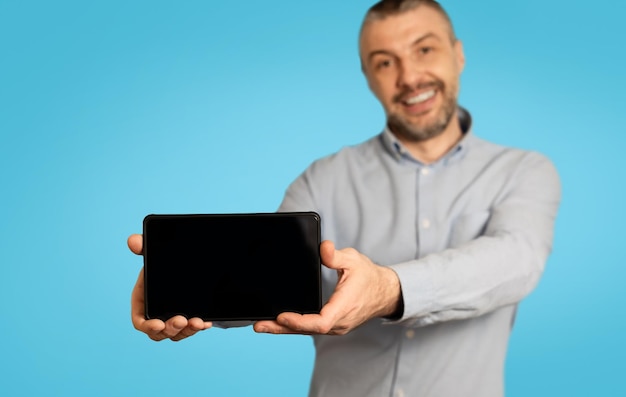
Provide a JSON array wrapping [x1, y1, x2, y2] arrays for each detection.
[[128, 1, 561, 396], [361, 1, 464, 161]]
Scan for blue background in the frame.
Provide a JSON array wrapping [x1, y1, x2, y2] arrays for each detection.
[[1, 0, 624, 395]]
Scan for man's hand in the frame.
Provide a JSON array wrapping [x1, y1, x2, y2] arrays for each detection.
[[254, 240, 402, 336], [127, 234, 212, 342]]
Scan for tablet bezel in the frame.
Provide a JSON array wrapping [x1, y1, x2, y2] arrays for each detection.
[[142, 212, 322, 321]]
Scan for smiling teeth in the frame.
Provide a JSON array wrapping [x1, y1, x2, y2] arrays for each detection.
[[405, 90, 435, 105]]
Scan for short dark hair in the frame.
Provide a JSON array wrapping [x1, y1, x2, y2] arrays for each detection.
[[362, 0, 456, 42]]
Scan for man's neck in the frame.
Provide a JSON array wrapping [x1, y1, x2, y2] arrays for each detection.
[[395, 121, 463, 164]]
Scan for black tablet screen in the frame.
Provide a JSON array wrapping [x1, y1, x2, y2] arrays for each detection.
[[143, 212, 321, 321]]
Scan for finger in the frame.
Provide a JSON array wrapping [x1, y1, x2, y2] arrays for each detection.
[[279, 305, 345, 334], [161, 315, 189, 339], [253, 320, 280, 333], [187, 317, 213, 331], [142, 320, 169, 341], [319, 240, 336, 268], [280, 313, 327, 333], [169, 318, 212, 341], [320, 240, 356, 271], [254, 319, 312, 335], [266, 312, 337, 335], [127, 234, 143, 255]]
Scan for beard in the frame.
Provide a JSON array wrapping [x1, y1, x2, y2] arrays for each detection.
[[387, 79, 458, 142]]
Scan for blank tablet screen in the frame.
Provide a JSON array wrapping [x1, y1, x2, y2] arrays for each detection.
[[143, 212, 321, 321]]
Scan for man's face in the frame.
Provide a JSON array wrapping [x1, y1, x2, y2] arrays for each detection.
[[359, 6, 465, 142]]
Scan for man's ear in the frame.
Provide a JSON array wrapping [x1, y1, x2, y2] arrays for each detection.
[[454, 40, 465, 73]]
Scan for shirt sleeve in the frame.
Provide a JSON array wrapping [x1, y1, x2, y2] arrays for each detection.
[[277, 168, 318, 213], [388, 152, 561, 327]]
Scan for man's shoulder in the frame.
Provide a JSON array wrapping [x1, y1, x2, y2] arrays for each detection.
[[468, 134, 559, 182], [470, 135, 555, 165], [305, 134, 383, 175], [279, 134, 385, 212]]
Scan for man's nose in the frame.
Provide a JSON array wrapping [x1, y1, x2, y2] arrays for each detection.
[[396, 60, 424, 89]]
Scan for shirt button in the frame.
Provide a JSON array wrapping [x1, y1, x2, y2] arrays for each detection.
[[406, 329, 415, 339], [421, 167, 430, 175], [422, 219, 431, 229]]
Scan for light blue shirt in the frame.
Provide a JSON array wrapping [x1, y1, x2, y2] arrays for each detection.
[[277, 108, 561, 397]]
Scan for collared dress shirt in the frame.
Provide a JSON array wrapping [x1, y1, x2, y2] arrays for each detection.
[[277, 108, 561, 397]]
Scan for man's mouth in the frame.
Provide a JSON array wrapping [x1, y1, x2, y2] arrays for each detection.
[[403, 90, 436, 106]]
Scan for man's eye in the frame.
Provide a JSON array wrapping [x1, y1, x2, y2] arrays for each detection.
[[419, 47, 433, 55], [376, 60, 392, 70]]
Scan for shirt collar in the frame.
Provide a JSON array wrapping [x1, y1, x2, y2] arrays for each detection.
[[380, 106, 474, 166]]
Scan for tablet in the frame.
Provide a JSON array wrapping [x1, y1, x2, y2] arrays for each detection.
[[142, 212, 322, 321]]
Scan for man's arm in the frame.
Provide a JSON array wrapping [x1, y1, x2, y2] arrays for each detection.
[[389, 153, 560, 326], [256, 152, 560, 334]]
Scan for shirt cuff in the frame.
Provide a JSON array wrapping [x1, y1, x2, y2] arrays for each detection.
[[384, 258, 436, 326]]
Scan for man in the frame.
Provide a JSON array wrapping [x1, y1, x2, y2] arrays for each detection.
[[128, 1, 560, 396]]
